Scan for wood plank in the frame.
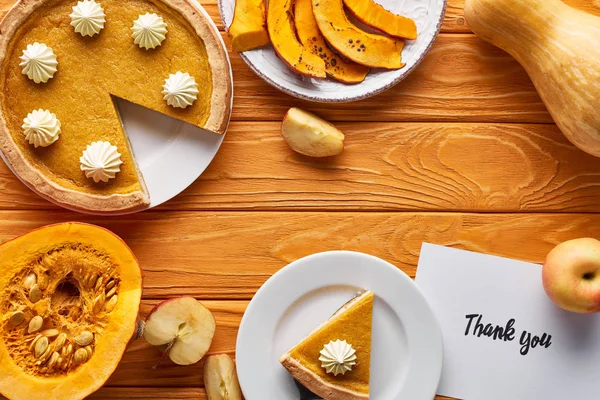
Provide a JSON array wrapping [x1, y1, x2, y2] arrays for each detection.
[[1, 211, 599, 299], [4, 122, 600, 212]]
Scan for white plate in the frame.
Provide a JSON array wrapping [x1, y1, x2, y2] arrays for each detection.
[[219, 0, 447, 102], [236, 251, 443, 400], [0, 1, 232, 215]]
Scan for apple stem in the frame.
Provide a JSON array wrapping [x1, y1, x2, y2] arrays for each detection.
[[152, 340, 174, 370]]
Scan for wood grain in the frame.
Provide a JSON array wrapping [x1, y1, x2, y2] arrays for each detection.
[[1, 211, 599, 298], [3, 123, 600, 212]]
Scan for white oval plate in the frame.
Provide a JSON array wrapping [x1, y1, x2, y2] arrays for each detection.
[[236, 251, 443, 400], [0, 1, 232, 215], [219, 0, 447, 102]]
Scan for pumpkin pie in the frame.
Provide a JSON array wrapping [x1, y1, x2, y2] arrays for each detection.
[[280, 291, 374, 400], [0, 0, 232, 213]]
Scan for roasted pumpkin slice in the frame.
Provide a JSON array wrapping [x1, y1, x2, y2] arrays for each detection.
[[343, 0, 418, 40], [0, 223, 142, 400], [229, 0, 271, 52], [268, 0, 326, 77], [295, 0, 369, 83], [312, 0, 405, 69]]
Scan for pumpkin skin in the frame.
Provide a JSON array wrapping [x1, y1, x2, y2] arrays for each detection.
[[228, 0, 270, 52], [312, 0, 405, 69], [294, 0, 369, 83], [465, 0, 600, 157], [268, 0, 326, 78], [0, 222, 142, 400], [343, 0, 418, 40]]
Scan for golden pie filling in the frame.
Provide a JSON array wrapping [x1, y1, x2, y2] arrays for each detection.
[[0, 0, 222, 203]]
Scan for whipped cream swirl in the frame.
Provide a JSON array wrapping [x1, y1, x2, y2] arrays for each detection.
[[70, 0, 106, 37], [162, 72, 199, 109], [80, 141, 123, 183], [22, 109, 61, 148], [19, 43, 58, 84], [319, 340, 357, 376], [131, 13, 168, 50]]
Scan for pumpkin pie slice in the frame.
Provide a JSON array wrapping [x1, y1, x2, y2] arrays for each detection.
[[0, 0, 232, 213], [280, 291, 374, 400]]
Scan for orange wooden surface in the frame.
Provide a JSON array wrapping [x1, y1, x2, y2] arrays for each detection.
[[1, 0, 600, 399]]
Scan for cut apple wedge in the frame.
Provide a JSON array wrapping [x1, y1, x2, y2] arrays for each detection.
[[312, 0, 405, 69], [343, 0, 418, 40], [281, 108, 345, 157], [204, 354, 243, 400], [268, 0, 326, 78], [228, 0, 270, 52], [294, 0, 369, 83], [143, 296, 216, 366]]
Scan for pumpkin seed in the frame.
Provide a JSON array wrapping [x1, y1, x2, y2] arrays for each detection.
[[47, 352, 60, 369], [73, 348, 88, 365], [93, 293, 105, 314], [28, 315, 43, 333], [73, 331, 93, 346], [23, 273, 37, 290], [42, 329, 59, 338], [53, 333, 67, 352], [104, 295, 118, 312], [84, 345, 93, 360], [34, 336, 49, 358], [29, 285, 42, 303], [106, 286, 117, 299], [105, 280, 115, 291], [29, 334, 43, 352], [94, 276, 103, 292], [37, 272, 49, 290], [86, 273, 97, 289], [8, 311, 25, 327], [37, 347, 53, 364]]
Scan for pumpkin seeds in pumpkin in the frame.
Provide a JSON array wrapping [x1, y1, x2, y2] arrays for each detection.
[[37, 272, 49, 290], [93, 293, 105, 314], [29, 334, 43, 352], [106, 279, 115, 290], [28, 315, 43, 333], [74, 331, 93, 346], [23, 273, 37, 290], [73, 348, 88, 365], [42, 329, 59, 338], [29, 285, 42, 303], [84, 345, 93, 360], [46, 352, 60, 369], [53, 333, 67, 352], [8, 311, 25, 328], [94, 276, 103, 292], [105, 295, 118, 312], [34, 336, 49, 358]]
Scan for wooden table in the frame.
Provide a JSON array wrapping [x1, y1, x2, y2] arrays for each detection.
[[2, 0, 600, 398]]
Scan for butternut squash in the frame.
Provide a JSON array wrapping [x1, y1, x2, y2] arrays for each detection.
[[0, 222, 142, 400], [294, 0, 369, 83], [312, 0, 405, 69], [268, 0, 326, 78], [343, 0, 418, 40], [228, 0, 270, 52], [465, 0, 600, 157]]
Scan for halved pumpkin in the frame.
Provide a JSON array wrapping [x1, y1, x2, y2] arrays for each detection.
[[312, 0, 405, 69], [0, 223, 142, 400], [343, 0, 418, 40], [268, 0, 326, 78], [295, 0, 369, 83], [229, 0, 271, 52]]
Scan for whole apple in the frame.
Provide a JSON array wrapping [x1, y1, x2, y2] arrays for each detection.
[[543, 238, 600, 314]]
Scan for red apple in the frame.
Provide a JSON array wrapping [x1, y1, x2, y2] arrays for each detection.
[[542, 238, 600, 313]]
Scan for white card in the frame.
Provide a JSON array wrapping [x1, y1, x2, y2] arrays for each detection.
[[415, 243, 600, 400]]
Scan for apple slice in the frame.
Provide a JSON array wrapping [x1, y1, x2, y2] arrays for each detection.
[[204, 354, 243, 400], [281, 108, 345, 157], [143, 296, 216, 365]]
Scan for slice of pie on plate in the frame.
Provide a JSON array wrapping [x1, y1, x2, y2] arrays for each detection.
[[0, 0, 232, 213], [280, 290, 374, 400]]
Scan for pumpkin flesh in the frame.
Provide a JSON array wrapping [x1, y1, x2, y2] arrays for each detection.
[[228, 0, 270, 52], [465, 0, 600, 157], [312, 0, 405, 69], [0, 223, 142, 400], [343, 0, 418, 40], [294, 0, 369, 83], [268, 0, 326, 78]]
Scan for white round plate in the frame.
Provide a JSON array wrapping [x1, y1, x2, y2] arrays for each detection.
[[236, 251, 443, 400], [219, 0, 447, 102], [0, 1, 232, 215]]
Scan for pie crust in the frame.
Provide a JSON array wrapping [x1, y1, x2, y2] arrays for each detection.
[[0, 0, 232, 213]]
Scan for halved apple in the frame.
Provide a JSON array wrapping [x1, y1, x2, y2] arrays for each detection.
[[312, 0, 405, 69], [143, 296, 216, 366], [204, 354, 243, 400], [295, 0, 369, 83], [281, 108, 345, 157], [343, 0, 418, 40], [228, 0, 270, 52], [268, 0, 326, 78]]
